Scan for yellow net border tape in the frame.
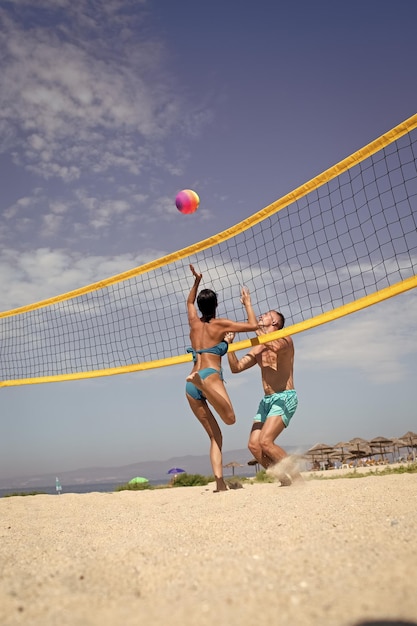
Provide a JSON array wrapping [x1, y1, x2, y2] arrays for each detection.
[[1, 274, 416, 387], [2, 112, 417, 320]]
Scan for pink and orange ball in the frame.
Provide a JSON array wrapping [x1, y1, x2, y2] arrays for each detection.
[[175, 189, 200, 214]]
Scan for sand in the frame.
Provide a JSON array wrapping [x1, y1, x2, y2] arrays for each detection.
[[1, 472, 416, 626]]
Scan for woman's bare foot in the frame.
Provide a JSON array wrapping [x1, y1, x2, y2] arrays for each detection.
[[186, 371, 204, 390], [213, 477, 228, 492]]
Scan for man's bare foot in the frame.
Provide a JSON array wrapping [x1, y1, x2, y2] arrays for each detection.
[[186, 371, 204, 390], [267, 455, 304, 486], [279, 474, 292, 487]]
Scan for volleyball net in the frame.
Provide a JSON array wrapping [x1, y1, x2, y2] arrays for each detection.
[[1, 113, 416, 387]]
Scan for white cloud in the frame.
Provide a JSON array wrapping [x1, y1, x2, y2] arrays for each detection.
[[0, 4, 189, 182], [49, 200, 69, 215], [41, 213, 64, 236], [0, 247, 166, 311], [3, 195, 33, 219], [0, 2, 214, 252]]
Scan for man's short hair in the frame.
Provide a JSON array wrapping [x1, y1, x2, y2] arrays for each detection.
[[271, 310, 285, 329]]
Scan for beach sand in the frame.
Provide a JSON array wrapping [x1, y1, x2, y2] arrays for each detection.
[[1, 472, 416, 626]]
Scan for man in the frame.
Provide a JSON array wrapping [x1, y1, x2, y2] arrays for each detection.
[[225, 310, 299, 485]]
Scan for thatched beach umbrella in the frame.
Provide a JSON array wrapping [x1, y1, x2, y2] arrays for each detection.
[[305, 443, 334, 461], [400, 431, 417, 448], [224, 461, 244, 476], [327, 450, 346, 467], [400, 431, 417, 460], [247, 458, 260, 473], [305, 443, 335, 467], [328, 450, 342, 460], [390, 437, 408, 460], [369, 436, 393, 462], [333, 441, 351, 462], [306, 443, 334, 456], [347, 444, 373, 460], [348, 437, 369, 454]]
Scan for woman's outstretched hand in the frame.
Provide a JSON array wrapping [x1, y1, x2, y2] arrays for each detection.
[[190, 264, 202, 282]]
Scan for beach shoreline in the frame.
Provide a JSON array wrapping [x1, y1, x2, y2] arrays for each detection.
[[1, 473, 416, 626]]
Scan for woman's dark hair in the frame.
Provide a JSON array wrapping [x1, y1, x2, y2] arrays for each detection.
[[197, 289, 218, 321]]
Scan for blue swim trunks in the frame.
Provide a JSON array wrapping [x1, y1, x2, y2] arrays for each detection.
[[185, 368, 223, 401], [253, 390, 298, 428]]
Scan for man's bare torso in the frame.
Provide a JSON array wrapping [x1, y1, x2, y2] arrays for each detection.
[[255, 336, 295, 395]]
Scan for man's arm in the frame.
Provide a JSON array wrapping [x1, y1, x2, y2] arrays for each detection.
[[225, 332, 262, 373], [227, 350, 258, 373]]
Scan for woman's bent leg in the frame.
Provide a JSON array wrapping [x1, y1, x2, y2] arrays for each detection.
[[186, 371, 235, 425]]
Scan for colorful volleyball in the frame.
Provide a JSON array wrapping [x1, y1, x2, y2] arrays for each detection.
[[175, 189, 200, 214]]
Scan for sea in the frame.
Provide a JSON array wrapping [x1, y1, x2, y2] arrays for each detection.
[[0, 479, 168, 498]]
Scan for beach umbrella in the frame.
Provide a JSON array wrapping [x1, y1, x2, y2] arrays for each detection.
[[399, 431, 417, 460], [305, 443, 334, 460], [224, 461, 244, 476], [167, 468, 186, 482], [400, 431, 417, 448], [390, 437, 408, 461], [247, 458, 260, 472], [307, 443, 334, 453], [348, 437, 369, 453], [325, 450, 345, 467], [369, 436, 393, 462], [391, 437, 408, 450], [329, 450, 344, 461], [333, 441, 351, 462], [348, 445, 373, 460], [304, 443, 335, 469], [128, 476, 149, 485]]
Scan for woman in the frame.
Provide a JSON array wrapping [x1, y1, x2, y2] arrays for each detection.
[[185, 264, 259, 491]]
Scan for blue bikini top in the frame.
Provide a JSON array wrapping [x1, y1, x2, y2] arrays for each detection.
[[187, 340, 229, 363]]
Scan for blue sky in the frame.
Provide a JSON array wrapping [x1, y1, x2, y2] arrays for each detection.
[[1, 0, 416, 481]]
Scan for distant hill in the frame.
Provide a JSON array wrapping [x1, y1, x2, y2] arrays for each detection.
[[0, 445, 307, 489]]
